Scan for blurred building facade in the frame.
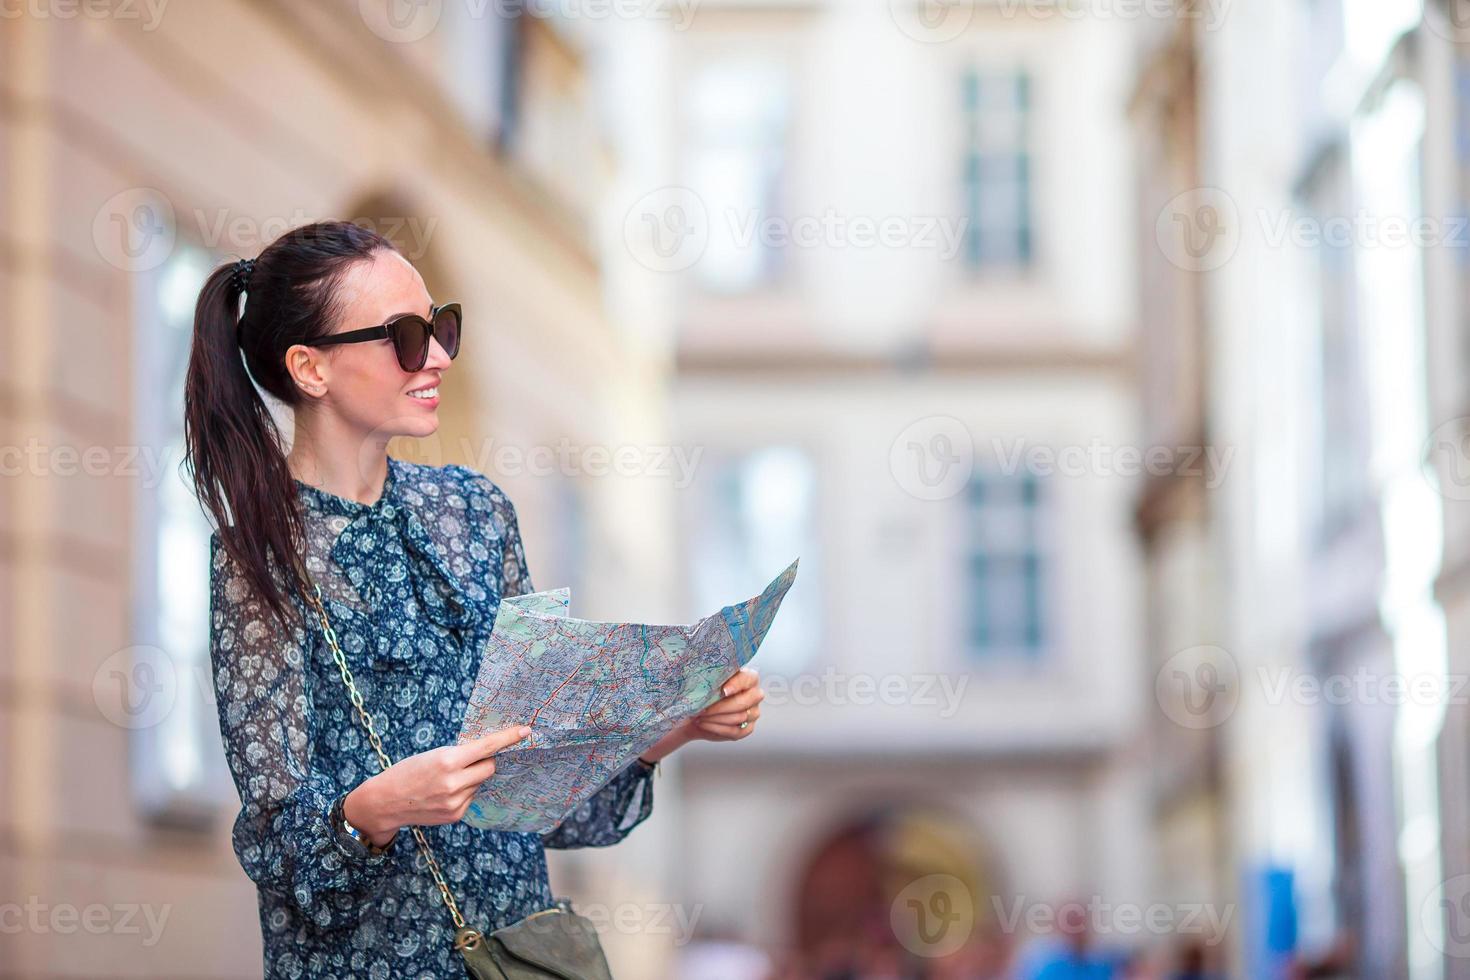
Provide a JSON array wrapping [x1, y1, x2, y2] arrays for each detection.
[[11, 0, 1470, 978], [1424, 7, 1470, 980], [1127, 8, 1233, 977], [651, 1, 1154, 971], [0, 3, 677, 976], [1134, 1, 1470, 978]]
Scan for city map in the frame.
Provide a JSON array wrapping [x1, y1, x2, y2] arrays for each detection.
[[457, 558, 800, 833]]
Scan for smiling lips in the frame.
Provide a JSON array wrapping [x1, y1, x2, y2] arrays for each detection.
[[407, 385, 439, 400]]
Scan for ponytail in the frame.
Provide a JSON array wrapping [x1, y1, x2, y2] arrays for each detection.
[[182, 221, 398, 627]]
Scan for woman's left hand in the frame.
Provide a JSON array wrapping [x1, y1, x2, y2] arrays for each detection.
[[638, 667, 765, 764], [687, 666, 764, 742]]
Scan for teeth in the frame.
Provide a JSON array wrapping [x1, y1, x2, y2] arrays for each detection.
[[408, 386, 438, 399]]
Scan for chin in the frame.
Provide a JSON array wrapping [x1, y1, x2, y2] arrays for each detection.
[[398, 415, 440, 438], [368, 411, 440, 442]]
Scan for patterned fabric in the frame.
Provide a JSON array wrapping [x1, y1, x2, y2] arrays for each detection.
[[208, 456, 656, 979]]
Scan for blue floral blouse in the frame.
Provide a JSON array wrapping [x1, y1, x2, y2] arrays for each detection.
[[208, 456, 656, 979]]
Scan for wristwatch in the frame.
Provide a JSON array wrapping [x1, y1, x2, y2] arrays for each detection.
[[329, 794, 395, 857]]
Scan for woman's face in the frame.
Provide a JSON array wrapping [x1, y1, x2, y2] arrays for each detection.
[[288, 249, 452, 442]]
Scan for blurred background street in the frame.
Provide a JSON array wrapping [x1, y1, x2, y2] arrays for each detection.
[[5, 0, 1470, 976]]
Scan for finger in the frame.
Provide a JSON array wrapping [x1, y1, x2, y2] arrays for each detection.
[[454, 725, 532, 765], [700, 712, 747, 725], [455, 785, 482, 813], [703, 686, 764, 715], [458, 755, 498, 790], [702, 705, 761, 725], [719, 666, 759, 698], [696, 719, 754, 739]]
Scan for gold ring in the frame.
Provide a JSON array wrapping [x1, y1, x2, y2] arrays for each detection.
[[739, 709, 750, 730]]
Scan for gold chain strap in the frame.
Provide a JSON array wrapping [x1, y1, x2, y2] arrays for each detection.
[[300, 576, 475, 940]]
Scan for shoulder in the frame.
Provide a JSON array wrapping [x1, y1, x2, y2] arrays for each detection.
[[207, 527, 235, 577], [393, 459, 522, 535], [206, 527, 294, 596]]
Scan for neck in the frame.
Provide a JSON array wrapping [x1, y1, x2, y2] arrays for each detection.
[[287, 411, 390, 505]]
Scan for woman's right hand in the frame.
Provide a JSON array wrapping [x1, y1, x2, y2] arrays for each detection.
[[342, 725, 532, 847]]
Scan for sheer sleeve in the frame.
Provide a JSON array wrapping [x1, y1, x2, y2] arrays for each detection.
[[541, 757, 657, 849], [208, 533, 398, 929], [453, 465, 537, 600]]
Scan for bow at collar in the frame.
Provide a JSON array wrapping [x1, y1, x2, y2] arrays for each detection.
[[298, 459, 481, 635]]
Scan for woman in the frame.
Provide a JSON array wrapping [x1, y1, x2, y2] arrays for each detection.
[[183, 220, 765, 978]]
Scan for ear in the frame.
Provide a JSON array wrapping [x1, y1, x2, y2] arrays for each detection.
[[284, 343, 330, 397]]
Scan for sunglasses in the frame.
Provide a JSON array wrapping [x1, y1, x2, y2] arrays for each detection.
[[310, 302, 462, 372]]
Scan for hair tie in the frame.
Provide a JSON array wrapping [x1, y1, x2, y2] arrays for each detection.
[[231, 257, 256, 293]]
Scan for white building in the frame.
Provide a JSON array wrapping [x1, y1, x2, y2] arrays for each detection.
[[614, 2, 1153, 969], [1134, 1, 1466, 977]]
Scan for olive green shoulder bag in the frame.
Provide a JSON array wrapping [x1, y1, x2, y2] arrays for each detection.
[[301, 577, 616, 980]]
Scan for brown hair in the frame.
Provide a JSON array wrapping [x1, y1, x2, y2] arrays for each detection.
[[182, 220, 398, 626]]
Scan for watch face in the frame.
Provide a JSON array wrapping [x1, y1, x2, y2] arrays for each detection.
[[330, 799, 364, 846], [330, 796, 392, 856]]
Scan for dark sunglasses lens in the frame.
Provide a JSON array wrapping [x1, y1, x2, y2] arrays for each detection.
[[434, 307, 461, 360], [392, 317, 431, 371]]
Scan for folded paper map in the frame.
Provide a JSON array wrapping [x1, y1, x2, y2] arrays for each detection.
[[456, 558, 800, 833]]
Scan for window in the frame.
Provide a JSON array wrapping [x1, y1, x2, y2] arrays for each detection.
[[964, 472, 1048, 660], [685, 60, 791, 293], [688, 446, 818, 675], [131, 242, 235, 824], [436, 3, 519, 147], [1300, 147, 1370, 541], [961, 68, 1034, 270]]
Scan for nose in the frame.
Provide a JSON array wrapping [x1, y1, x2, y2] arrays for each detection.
[[424, 334, 452, 370]]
